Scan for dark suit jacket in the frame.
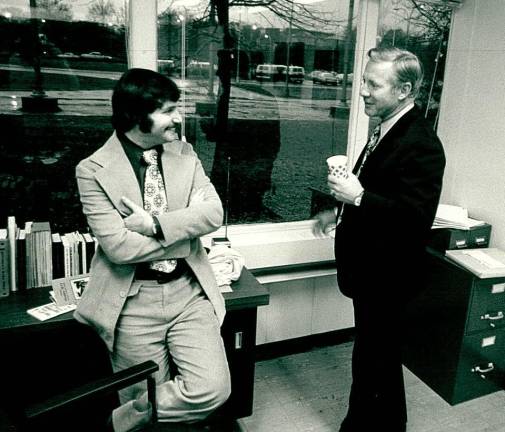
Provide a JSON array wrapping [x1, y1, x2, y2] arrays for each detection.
[[334, 107, 445, 301]]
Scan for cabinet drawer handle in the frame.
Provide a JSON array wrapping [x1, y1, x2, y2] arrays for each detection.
[[471, 362, 494, 379], [481, 311, 504, 321]]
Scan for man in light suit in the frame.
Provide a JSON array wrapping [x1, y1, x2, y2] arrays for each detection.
[[75, 68, 230, 432], [314, 47, 445, 431]]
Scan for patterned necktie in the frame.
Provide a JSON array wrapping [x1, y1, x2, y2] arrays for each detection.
[[336, 125, 381, 225], [143, 149, 177, 273], [356, 124, 381, 176]]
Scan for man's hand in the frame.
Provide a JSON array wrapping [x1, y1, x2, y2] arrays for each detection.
[[327, 172, 364, 205], [312, 210, 337, 237], [121, 197, 154, 236]]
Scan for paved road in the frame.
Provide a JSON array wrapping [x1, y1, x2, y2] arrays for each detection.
[[0, 64, 352, 121]]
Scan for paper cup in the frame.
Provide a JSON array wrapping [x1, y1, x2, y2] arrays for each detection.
[[326, 155, 348, 179]]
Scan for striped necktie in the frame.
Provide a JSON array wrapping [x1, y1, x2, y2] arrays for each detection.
[[143, 149, 177, 273]]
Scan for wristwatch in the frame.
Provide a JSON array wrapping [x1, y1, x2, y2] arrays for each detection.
[[354, 190, 364, 206]]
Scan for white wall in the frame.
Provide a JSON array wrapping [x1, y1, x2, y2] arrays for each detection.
[[438, 0, 505, 249]]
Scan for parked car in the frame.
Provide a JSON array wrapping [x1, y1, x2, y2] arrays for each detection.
[[57, 52, 80, 59], [308, 70, 325, 79], [335, 72, 354, 85], [288, 66, 305, 84], [80, 51, 113, 60], [312, 71, 339, 86]]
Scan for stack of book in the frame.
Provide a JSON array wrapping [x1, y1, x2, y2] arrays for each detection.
[[0, 216, 97, 296], [53, 231, 96, 279], [26, 222, 52, 289]]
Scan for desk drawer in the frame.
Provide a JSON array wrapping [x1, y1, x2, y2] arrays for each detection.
[[467, 280, 505, 333], [452, 331, 505, 404]]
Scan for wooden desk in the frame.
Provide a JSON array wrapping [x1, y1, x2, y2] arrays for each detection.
[[0, 268, 269, 419]]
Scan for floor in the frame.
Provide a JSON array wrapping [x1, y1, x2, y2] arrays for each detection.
[[234, 342, 505, 432]]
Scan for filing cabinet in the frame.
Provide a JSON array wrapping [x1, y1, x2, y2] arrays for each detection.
[[403, 248, 505, 405]]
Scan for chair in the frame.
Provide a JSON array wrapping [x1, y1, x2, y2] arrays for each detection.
[[0, 320, 240, 432], [0, 320, 158, 432]]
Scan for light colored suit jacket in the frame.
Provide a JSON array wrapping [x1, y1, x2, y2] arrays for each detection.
[[74, 133, 225, 351]]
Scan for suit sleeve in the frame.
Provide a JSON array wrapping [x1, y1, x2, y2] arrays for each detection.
[[156, 144, 224, 247], [76, 160, 190, 265]]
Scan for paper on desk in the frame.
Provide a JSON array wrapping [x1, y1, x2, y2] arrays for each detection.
[[27, 302, 76, 321], [461, 249, 504, 268], [445, 248, 505, 278], [219, 284, 233, 293], [432, 204, 485, 230]]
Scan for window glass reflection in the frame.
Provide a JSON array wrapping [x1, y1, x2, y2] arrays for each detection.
[[158, 0, 359, 224], [378, 0, 453, 129], [0, 0, 128, 231]]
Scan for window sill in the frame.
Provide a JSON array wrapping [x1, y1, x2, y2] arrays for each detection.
[[203, 220, 335, 272]]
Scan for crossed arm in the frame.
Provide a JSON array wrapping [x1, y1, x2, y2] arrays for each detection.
[[121, 188, 206, 237]]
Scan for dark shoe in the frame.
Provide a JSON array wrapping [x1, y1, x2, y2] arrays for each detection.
[[338, 416, 355, 432], [339, 416, 406, 432]]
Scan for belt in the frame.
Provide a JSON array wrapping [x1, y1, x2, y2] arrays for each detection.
[[134, 259, 190, 283]]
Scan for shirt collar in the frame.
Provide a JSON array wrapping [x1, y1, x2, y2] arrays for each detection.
[[118, 131, 163, 163], [379, 101, 415, 142]]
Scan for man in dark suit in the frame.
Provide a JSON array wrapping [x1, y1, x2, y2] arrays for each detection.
[[314, 47, 446, 431]]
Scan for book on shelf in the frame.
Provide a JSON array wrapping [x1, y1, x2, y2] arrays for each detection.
[[23, 221, 33, 288], [82, 232, 95, 273], [16, 229, 27, 291], [445, 248, 505, 278], [7, 216, 17, 292], [25, 221, 52, 289], [62, 232, 78, 277], [51, 273, 89, 307], [74, 232, 87, 275], [51, 233, 64, 280], [0, 228, 10, 297], [432, 204, 485, 230]]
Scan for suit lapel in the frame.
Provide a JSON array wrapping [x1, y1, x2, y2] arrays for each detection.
[[160, 141, 192, 210], [90, 136, 192, 214], [360, 108, 419, 174], [92, 134, 143, 215]]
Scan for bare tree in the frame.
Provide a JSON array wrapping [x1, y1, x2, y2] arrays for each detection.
[[35, 0, 73, 21], [87, 0, 116, 24]]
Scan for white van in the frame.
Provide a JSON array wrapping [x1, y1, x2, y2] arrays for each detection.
[[255, 64, 287, 81], [255, 64, 305, 83]]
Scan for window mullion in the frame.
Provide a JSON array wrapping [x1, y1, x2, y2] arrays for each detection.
[[347, 0, 381, 168]]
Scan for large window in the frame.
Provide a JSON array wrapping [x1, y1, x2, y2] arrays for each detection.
[[0, 0, 454, 234], [157, 0, 360, 225]]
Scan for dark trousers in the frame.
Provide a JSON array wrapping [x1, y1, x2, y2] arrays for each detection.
[[342, 296, 407, 431]]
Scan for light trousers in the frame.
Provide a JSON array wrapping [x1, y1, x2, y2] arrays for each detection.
[[111, 273, 231, 432]]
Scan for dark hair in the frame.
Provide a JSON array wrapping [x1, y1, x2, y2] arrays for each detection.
[[111, 68, 180, 133], [368, 47, 424, 98]]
